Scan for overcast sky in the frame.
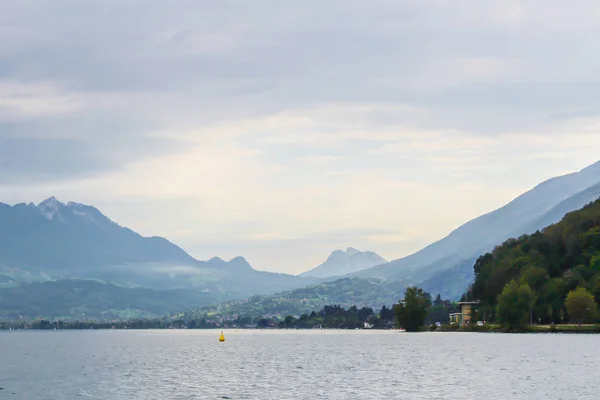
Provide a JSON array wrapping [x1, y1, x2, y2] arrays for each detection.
[[1, 1, 600, 273]]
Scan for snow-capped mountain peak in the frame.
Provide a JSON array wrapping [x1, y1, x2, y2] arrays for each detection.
[[32, 197, 113, 227], [37, 196, 65, 221]]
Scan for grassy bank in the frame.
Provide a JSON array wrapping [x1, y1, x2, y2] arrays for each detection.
[[434, 323, 600, 333], [528, 324, 600, 333]]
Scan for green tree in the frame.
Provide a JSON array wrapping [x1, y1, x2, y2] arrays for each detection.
[[425, 305, 449, 325], [520, 266, 548, 290], [496, 280, 537, 330], [565, 287, 598, 326], [357, 307, 374, 323], [394, 287, 432, 332], [591, 254, 600, 271], [379, 305, 393, 321], [283, 315, 296, 327]]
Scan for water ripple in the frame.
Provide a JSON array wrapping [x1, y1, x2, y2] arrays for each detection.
[[0, 330, 599, 399]]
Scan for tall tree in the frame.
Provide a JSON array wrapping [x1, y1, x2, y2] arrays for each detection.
[[565, 287, 598, 326], [394, 287, 432, 332], [380, 305, 393, 321], [425, 305, 450, 325], [357, 307, 374, 322], [496, 280, 537, 330]]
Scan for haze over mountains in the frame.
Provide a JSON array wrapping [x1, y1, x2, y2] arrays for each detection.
[[350, 160, 600, 298], [1, 160, 599, 318], [299, 247, 387, 278], [0, 197, 196, 276], [0, 197, 319, 317]]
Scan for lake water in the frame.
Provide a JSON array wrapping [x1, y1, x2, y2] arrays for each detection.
[[0, 330, 598, 399]]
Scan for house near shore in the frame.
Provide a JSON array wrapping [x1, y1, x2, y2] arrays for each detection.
[[449, 301, 480, 326]]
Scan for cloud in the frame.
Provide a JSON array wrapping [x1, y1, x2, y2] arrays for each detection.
[[0, 81, 81, 118], [0, 94, 188, 183], [1, 1, 600, 272]]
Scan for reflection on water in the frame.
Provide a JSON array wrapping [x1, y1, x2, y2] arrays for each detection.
[[0, 330, 598, 399]]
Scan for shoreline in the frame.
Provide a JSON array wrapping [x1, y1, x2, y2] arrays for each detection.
[[2, 325, 600, 334], [435, 323, 600, 334]]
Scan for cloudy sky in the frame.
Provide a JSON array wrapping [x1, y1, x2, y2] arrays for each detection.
[[1, 1, 600, 273]]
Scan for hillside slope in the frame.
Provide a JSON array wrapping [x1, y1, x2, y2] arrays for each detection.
[[523, 181, 600, 233], [0, 279, 216, 319], [183, 277, 406, 320], [354, 161, 600, 297]]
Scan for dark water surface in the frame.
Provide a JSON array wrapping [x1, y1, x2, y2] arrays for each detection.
[[0, 330, 598, 399]]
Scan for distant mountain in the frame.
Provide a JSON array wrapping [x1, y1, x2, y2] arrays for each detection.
[[299, 247, 387, 278], [522, 181, 600, 233], [0, 197, 318, 304], [353, 160, 600, 299], [0, 197, 196, 274]]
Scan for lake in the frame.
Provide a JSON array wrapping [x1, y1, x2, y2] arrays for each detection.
[[0, 330, 598, 399]]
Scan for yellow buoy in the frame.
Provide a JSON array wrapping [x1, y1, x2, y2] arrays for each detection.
[[219, 331, 225, 342]]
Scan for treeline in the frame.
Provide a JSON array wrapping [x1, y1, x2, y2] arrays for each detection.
[[466, 198, 600, 329], [271, 304, 395, 329], [177, 304, 397, 330], [177, 298, 452, 331], [1, 290, 463, 331], [0, 304, 400, 331], [0, 318, 173, 330]]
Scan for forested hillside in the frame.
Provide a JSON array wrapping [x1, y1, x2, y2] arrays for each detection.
[[182, 277, 405, 321], [470, 199, 600, 324], [0, 280, 215, 319]]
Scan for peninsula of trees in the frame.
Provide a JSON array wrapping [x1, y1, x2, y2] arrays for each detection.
[[466, 198, 600, 330]]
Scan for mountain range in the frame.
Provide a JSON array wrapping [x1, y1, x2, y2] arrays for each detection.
[[350, 160, 600, 298], [186, 196, 600, 322], [0, 198, 320, 316], [299, 247, 387, 278], [1, 160, 599, 318]]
